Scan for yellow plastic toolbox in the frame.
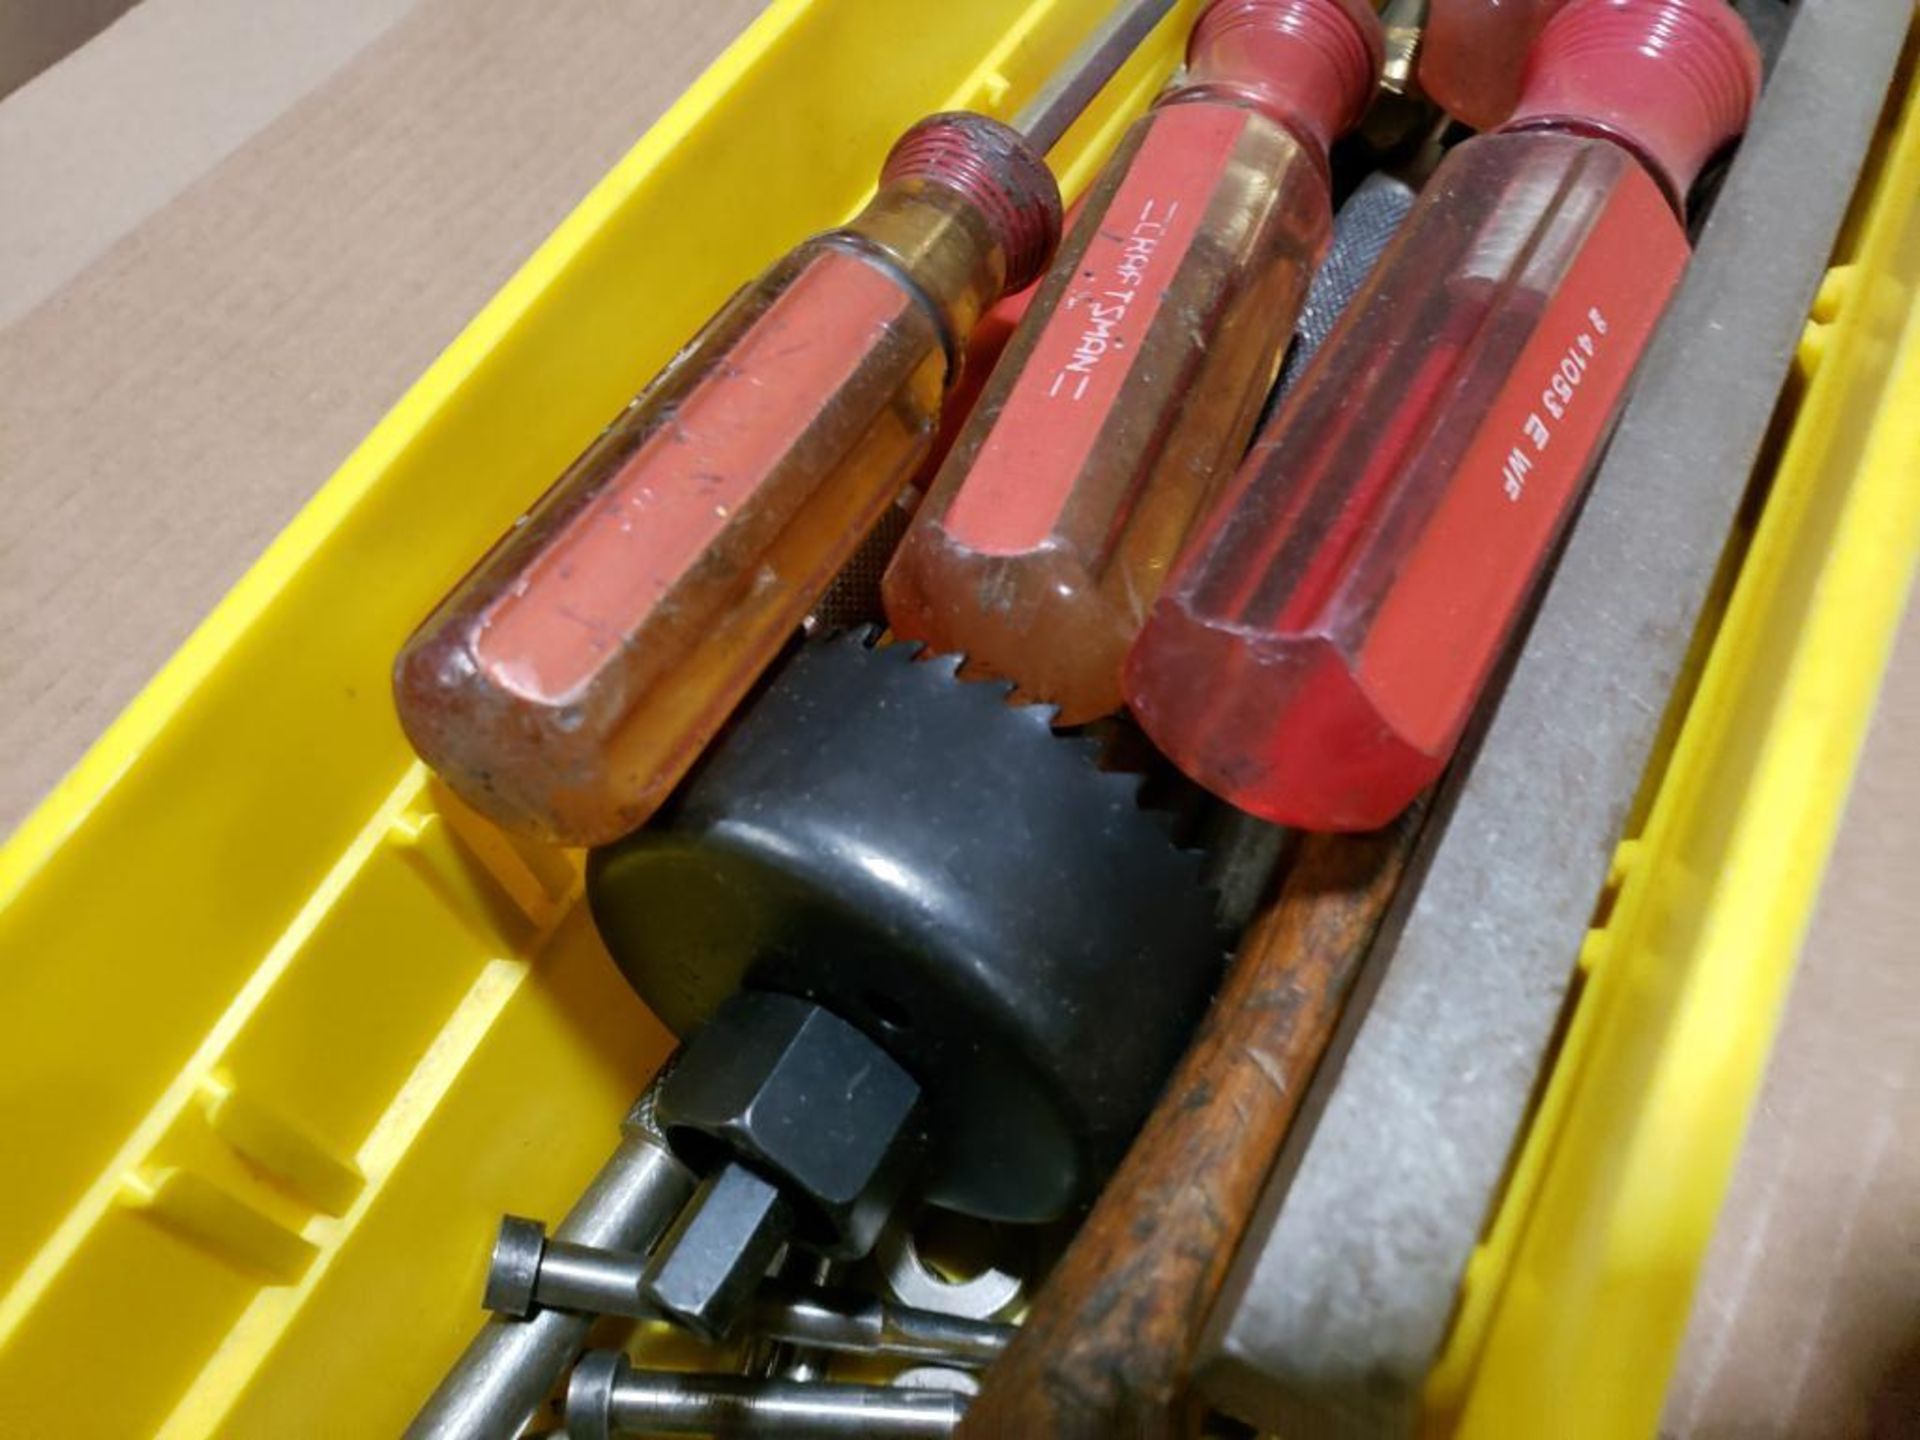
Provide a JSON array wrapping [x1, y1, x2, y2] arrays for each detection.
[[1, 1, 1916, 1435]]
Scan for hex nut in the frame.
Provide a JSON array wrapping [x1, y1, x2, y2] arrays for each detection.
[[658, 992, 926, 1257]]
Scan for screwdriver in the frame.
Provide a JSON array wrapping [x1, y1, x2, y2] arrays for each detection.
[[393, 0, 1175, 847], [1125, 0, 1762, 830], [880, 0, 1385, 724], [1420, 0, 1569, 129]]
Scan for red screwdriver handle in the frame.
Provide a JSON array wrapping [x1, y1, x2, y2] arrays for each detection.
[[1126, 0, 1761, 830], [884, 0, 1382, 724]]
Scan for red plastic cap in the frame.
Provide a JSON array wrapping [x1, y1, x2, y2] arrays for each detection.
[[882, 113, 1063, 294], [1180, 0, 1386, 156], [1504, 0, 1762, 203]]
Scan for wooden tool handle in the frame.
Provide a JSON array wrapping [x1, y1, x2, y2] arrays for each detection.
[[959, 804, 1426, 1439]]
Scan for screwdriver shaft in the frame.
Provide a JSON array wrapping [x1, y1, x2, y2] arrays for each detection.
[[1012, 0, 1180, 154]]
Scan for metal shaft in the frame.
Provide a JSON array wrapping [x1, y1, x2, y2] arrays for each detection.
[[568, 1352, 966, 1440], [405, 1082, 695, 1440], [746, 1285, 1015, 1369], [526, 1232, 649, 1316], [742, 1252, 839, 1382], [1010, 0, 1179, 155]]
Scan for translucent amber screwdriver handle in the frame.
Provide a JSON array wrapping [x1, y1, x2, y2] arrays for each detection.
[[395, 115, 1059, 845], [883, 0, 1383, 724]]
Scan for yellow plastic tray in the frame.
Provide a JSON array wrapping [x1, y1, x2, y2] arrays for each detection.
[[0, 1, 1915, 1435]]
